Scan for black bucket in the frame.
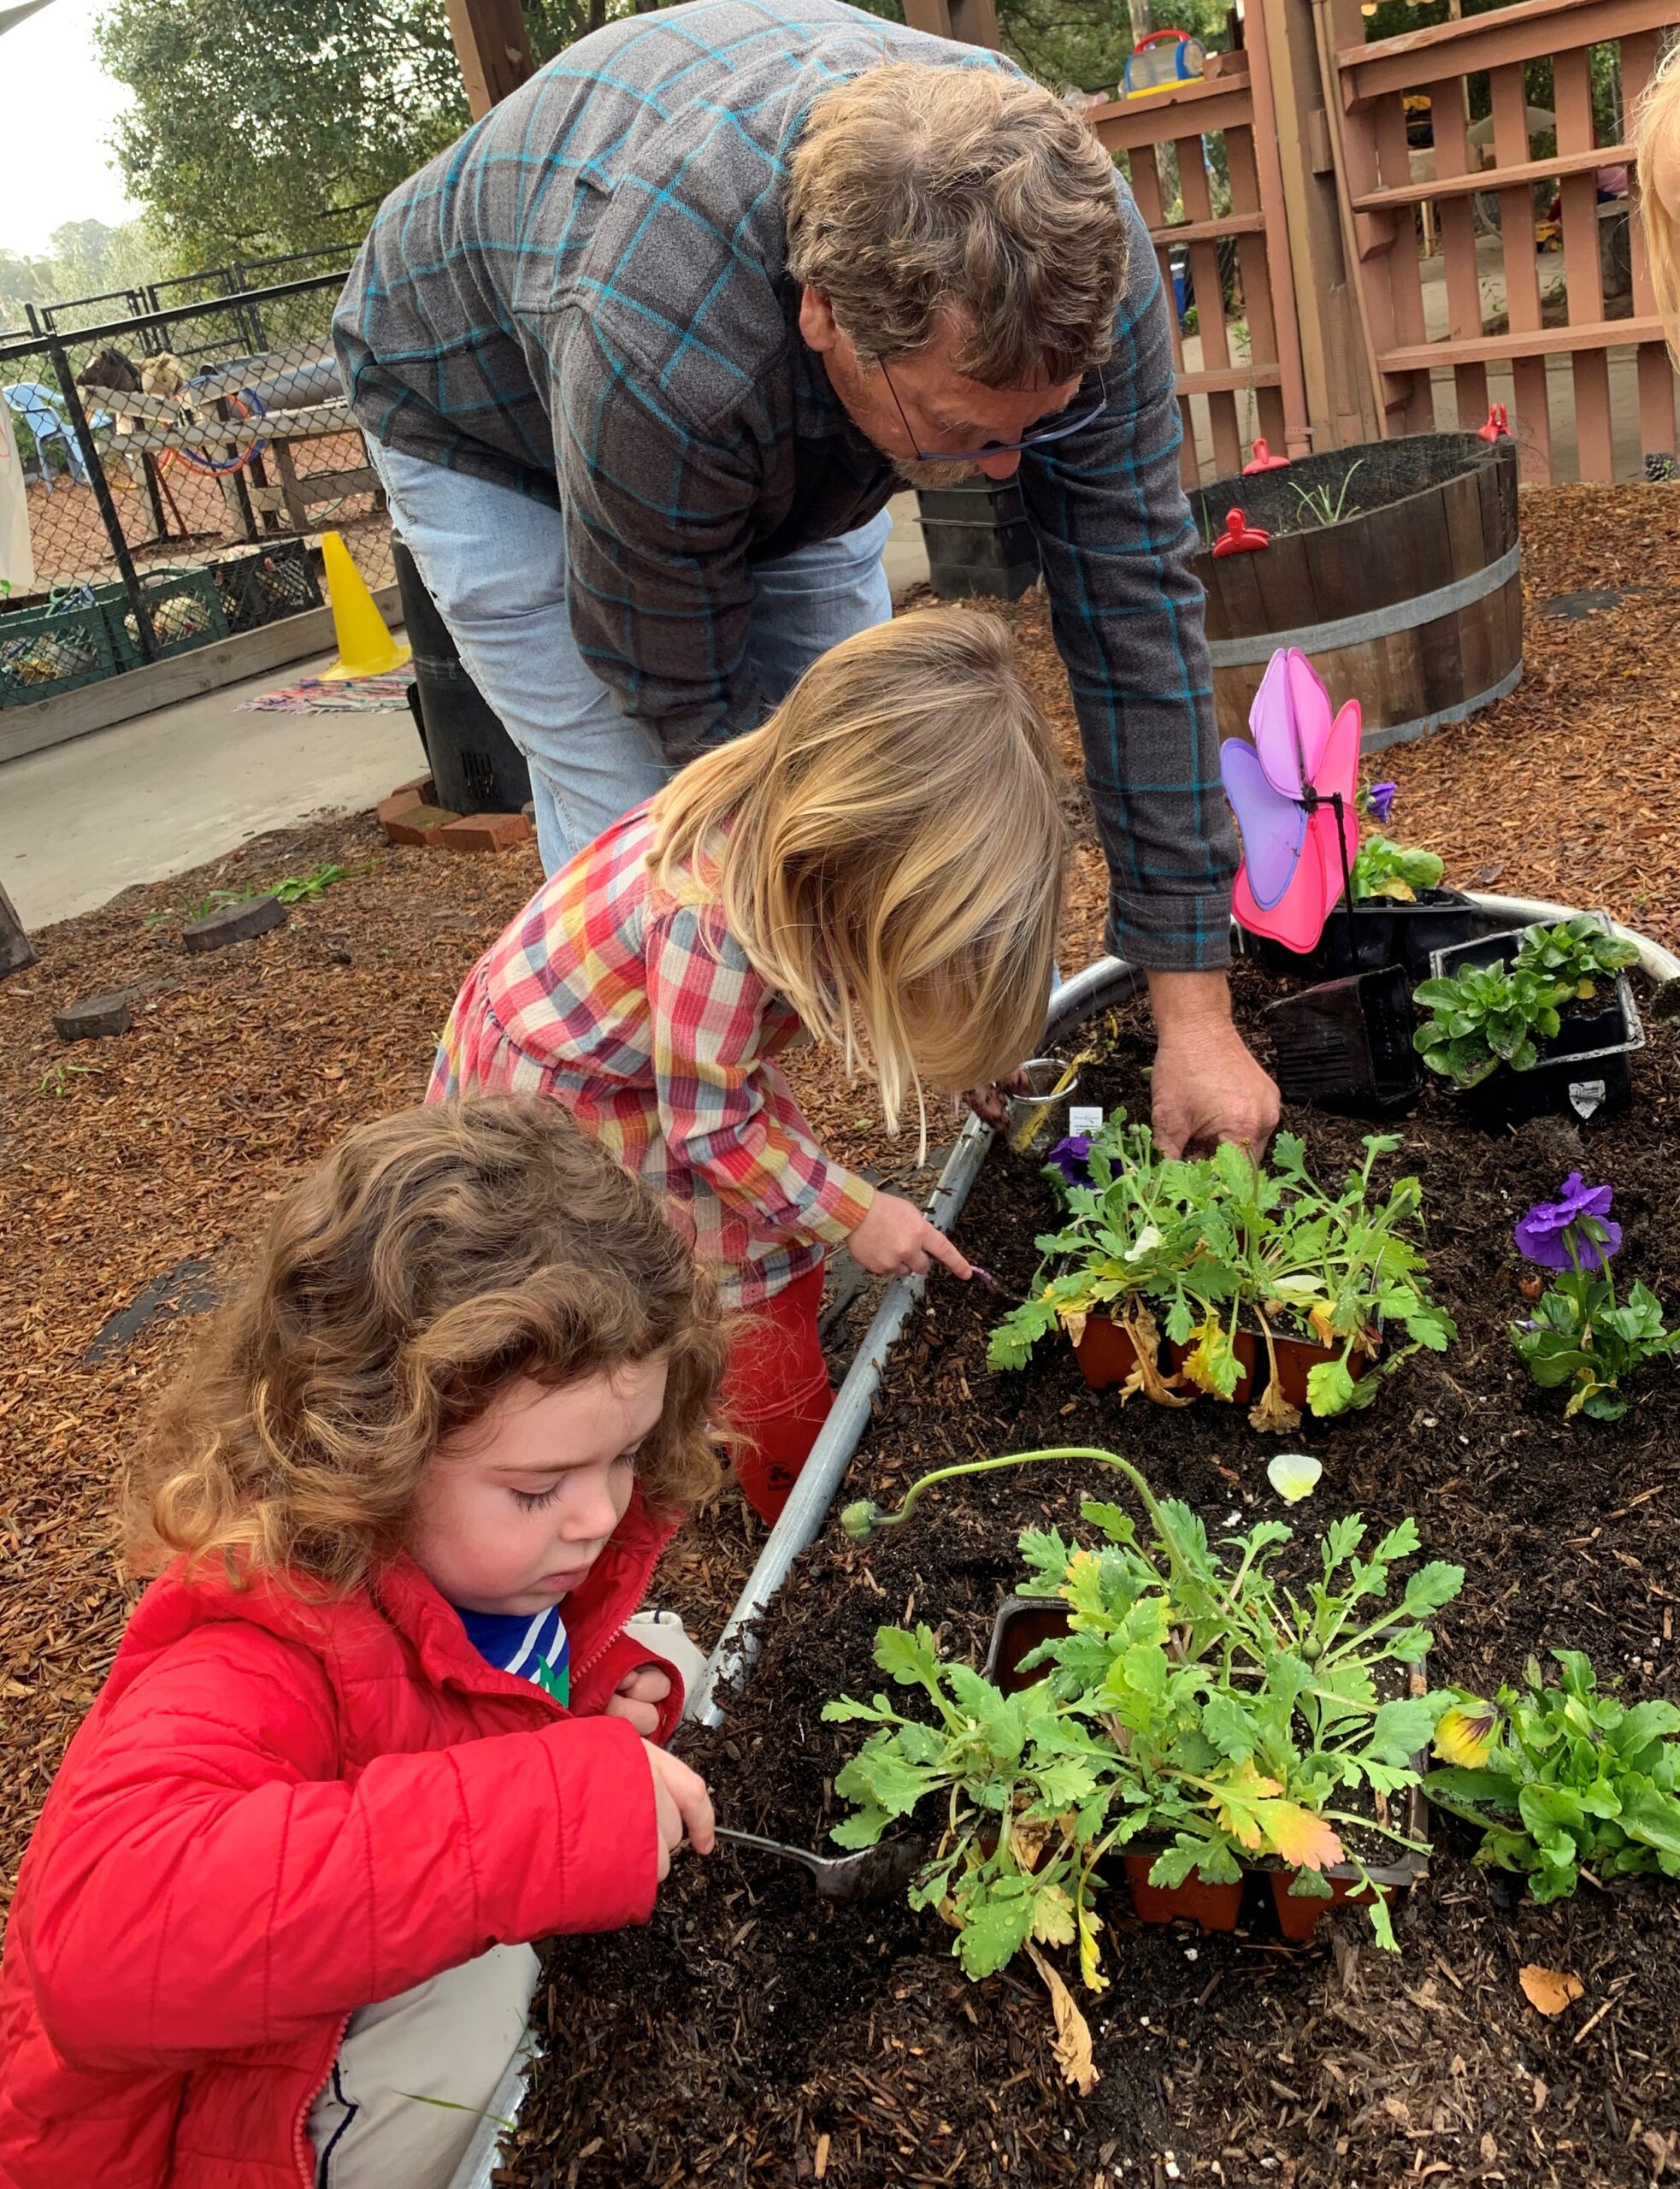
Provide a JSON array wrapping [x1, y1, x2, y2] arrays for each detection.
[[1265, 965, 1423, 1116], [392, 540, 532, 816], [917, 479, 1040, 602]]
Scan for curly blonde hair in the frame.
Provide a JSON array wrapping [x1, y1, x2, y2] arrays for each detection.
[[127, 1099, 726, 1593], [786, 62, 1129, 386], [649, 606, 1066, 1148]]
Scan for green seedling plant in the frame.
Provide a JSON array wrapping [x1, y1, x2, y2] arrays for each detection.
[[1425, 1651, 1680, 1902], [1348, 836, 1445, 905], [987, 1117, 1453, 1431], [1516, 915, 1639, 1000], [828, 1446, 1459, 1988], [1414, 919, 1637, 1089], [1412, 960, 1569, 1088], [1289, 460, 1363, 530]]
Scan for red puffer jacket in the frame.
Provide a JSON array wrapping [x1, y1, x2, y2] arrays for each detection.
[[0, 1491, 683, 2189]]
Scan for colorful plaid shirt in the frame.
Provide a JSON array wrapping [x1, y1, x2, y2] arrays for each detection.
[[335, 0, 1238, 971], [427, 804, 874, 1307]]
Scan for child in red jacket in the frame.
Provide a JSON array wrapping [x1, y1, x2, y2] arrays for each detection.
[[0, 1098, 723, 2189]]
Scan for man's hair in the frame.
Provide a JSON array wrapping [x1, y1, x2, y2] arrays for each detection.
[[650, 605, 1066, 1151], [786, 62, 1129, 387], [127, 1099, 725, 1593]]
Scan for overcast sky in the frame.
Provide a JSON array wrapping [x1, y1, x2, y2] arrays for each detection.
[[0, 0, 139, 257]]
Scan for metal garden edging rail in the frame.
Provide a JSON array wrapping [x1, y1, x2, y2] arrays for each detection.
[[452, 902, 1677, 2187]]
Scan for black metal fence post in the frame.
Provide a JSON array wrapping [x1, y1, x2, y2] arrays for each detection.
[[44, 329, 158, 662]]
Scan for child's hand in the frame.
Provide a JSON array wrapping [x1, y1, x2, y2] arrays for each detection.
[[605, 1662, 673, 1738], [965, 1069, 1031, 1129], [849, 1190, 972, 1282], [645, 1742, 715, 1879]]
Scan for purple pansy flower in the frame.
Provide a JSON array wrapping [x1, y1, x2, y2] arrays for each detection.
[[1365, 781, 1398, 823], [1514, 1172, 1623, 1272], [1047, 1135, 1092, 1188]]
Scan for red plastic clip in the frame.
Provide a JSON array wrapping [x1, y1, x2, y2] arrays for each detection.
[[1477, 403, 1510, 443], [1241, 436, 1291, 475], [1211, 507, 1270, 556]]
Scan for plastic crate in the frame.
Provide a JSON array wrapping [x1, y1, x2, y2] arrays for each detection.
[[100, 566, 229, 668], [0, 591, 119, 710], [210, 540, 323, 634], [1264, 965, 1423, 1117]]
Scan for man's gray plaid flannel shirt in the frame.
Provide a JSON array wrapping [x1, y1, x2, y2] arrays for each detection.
[[334, 0, 1238, 966]]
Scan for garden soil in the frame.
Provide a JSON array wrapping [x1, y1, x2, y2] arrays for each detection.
[[0, 484, 1678, 2183], [504, 972, 1680, 2189]]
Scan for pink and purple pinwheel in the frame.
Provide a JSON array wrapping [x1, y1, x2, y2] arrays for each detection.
[[1221, 648, 1362, 955]]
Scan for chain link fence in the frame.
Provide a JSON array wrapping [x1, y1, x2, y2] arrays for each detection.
[[0, 269, 395, 711]]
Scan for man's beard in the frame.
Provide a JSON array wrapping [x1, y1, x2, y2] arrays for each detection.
[[891, 454, 985, 489]]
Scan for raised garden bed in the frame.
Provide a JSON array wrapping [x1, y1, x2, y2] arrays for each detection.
[[489, 933, 1680, 2189]]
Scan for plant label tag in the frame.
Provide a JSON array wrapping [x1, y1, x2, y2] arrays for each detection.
[[1569, 1078, 1606, 1119], [1069, 1106, 1104, 1137]]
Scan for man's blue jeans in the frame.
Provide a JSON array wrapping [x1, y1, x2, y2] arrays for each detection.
[[368, 440, 893, 873]]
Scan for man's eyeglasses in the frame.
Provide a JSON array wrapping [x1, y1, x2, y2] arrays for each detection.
[[879, 362, 1106, 463]]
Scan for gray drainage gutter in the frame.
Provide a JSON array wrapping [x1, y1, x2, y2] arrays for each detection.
[[454, 902, 1674, 2186]]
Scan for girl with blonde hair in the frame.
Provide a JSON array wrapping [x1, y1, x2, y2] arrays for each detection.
[[1635, 44, 1680, 363], [0, 1098, 724, 2189], [431, 606, 1067, 1519]]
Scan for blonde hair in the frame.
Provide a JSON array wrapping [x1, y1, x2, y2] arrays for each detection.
[[1636, 43, 1680, 365], [650, 608, 1066, 1142], [127, 1099, 726, 1595], [786, 63, 1129, 387]]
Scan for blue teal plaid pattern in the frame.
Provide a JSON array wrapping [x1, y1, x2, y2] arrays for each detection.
[[334, 0, 1236, 967]]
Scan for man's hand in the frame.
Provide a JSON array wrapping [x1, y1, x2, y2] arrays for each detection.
[[1147, 970, 1279, 1159], [605, 1662, 673, 1738], [849, 1190, 972, 1281], [645, 1743, 715, 1880]]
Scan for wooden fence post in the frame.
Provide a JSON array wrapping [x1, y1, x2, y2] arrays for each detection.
[[1255, 0, 1381, 450], [445, 0, 534, 121]]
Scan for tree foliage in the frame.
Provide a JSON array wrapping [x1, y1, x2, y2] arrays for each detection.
[[0, 219, 173, 334], [92, 0, 598, 266]]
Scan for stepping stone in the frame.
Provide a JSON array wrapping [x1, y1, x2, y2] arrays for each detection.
[[184, 894, 288, 953], [83, 1256, 220, 1366], [53, 990, 133, 1042], [381, 804, 461, 847], [437, 811, 534, 853]]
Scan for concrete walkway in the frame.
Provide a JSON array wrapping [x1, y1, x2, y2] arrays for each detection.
[[0, 496, 935, 933]]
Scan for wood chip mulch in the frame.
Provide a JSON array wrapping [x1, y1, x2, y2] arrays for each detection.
[[1, 479, 1674, 1931]]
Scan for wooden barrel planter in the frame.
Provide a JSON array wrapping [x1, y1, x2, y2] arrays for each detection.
[[1190, 432, 1521, 752]]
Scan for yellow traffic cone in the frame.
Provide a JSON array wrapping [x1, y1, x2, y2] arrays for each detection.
[[318, 531, 410, 680]]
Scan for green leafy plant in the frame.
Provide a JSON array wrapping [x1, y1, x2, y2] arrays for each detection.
[[1515, 915, 1639, 1000], [1425, 1652, 1680, 1902], [145, 861, 368, 929], [1413, 920, 1637, 1090], [1348, 835, 1444, 906], [1412, 961, 1567, 1087], [828, 1446, 1459, 1986], [987, 1117, 1453, 1431]]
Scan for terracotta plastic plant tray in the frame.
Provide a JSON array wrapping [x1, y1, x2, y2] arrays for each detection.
[[982, 1596, 1429, 1943], [1073, 1313, 1371, 1413]]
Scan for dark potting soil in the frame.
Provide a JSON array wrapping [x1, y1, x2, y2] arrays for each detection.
[[504, 961, 1680, 2189]]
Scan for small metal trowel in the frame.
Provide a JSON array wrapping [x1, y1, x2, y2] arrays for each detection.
[[713, 1826, 925, 1904]]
